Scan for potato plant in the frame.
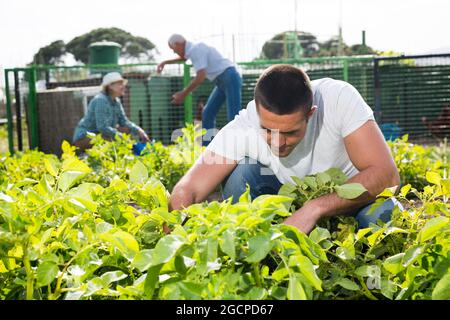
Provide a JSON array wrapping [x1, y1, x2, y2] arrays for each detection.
[[0, 128, 448, 300]]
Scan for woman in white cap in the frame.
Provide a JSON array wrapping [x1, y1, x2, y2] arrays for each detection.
[[72, 72, 150, 151]]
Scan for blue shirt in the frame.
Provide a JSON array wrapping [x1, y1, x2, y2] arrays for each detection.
[[73, 92, 139, 142], [185, 41, 234, 81]]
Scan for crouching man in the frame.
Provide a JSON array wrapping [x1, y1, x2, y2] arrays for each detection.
[[169, 64, 401, 234]]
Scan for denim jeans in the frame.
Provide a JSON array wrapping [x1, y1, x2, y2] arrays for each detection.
[[222, 157, 402, 229], [202, 67, 242, 144]]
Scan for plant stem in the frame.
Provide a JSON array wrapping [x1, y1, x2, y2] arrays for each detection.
[[358, 277, 378, 300], [52, 242, 98, 299], [253, 263, 262, 287], [23, 243, 34, 300]]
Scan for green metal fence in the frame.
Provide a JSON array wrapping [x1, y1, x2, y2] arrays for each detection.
[[374, 54, 450, 141], [3, 53, 449, 155]]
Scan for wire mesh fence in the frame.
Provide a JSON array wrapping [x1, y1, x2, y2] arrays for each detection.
[[374, 54, 450, 142], [3, 53, 449, 155]]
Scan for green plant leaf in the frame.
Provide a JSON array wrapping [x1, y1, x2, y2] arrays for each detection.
[[355, 265, 380, 278], [309, 227, 331, 243], [100, 271, 127, 285], [36, 261, 59, 287], [131, 249, 154, 272], [380, 277, 397, 299], [178, 281, 204, 299], [151, 235, 186, 266], [377, 187, 395, 198], [252, 194, 293, 210], [58, 171, 85, 192], [100, 231, 140, 261], [61, 157, 91, 173], [245, 233, 272, 263], [400, 184, 412, 197], [272, 268, 290, 281], [426, 171, 441, 186], [316, 172, 331, 185], [441, 179, 450, 197], [44, 158, 59, 177], [144, 265, 163, 298], [278, 183, 297, 197], [219, 229, 235, 260], [130, 161, 148, 184], [303, 176, 318, 189], [383, 253, 405, 274], [432, 274, 450, 300], [335, 183, 367, 199], [325, 168, 348, 185], [239, 184, 251, 203], [418, 216, 449, 243], [287, 274, 307, 300], [290, 254, 322, 291], [402, 245, 423, 267], [335, 278, 360, 291]]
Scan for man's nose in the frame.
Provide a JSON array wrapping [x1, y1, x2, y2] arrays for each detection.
[[271, 131, 286, 147]]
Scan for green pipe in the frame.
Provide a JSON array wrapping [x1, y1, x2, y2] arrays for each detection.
[[27, 67, 39, 149], [238, 55, 375, 66], [5, 68, 30, 72], [4, 70, 14, 154], [30, 62, 158, 71], [183, 63, 193, 124], [343, 59, 349, 82]]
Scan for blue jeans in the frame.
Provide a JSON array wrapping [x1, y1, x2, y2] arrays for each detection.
[[202, 67, 242, 144], [222, 157, 403, 229]]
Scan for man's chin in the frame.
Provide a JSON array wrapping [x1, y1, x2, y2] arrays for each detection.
[[272, 147, 293, 157]]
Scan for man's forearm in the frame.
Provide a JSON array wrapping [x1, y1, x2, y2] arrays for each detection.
[[309, 165, 400, 219], [164, 57, 186, 65], [283, 165, 399, 234], [183, 74, 205, 95]]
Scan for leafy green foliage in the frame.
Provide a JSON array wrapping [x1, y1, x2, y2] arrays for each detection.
[[279, 168, 367, 209], [32, 40, 66, 65], [31, 27, 157, 65], [260, 31, 376, 60], [0, 126, 448, 300], [67, 28, 156, 64], [388, 135, 448, 190]]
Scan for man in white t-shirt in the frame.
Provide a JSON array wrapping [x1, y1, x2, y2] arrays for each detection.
[[157, 34, 242, 143], [169, 64, 401, 234]]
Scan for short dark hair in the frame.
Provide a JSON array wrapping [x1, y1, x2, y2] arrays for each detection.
[[254, 64, 313, 115]]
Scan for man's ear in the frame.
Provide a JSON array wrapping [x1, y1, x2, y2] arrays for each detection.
[[308, 105, 318, 119]]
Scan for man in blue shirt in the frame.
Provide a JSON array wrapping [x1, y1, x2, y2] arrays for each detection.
[[157, 34, 242, 144], [72, 72, 149, 151]]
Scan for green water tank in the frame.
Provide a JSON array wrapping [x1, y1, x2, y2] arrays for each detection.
[[89, 41, 121, 65]]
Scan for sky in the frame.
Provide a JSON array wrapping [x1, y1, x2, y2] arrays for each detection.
[[0, 0, 450, 73]]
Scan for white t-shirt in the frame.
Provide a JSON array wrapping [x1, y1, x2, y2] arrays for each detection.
[[185, 41, 234, 81], [206, 78, 375, 184]]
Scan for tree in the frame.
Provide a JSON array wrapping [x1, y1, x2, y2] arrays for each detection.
[[259, 31, 376, 59], [66, 27, 157, 64], [31, 28, 157, 65], [32, 40, 66, 65], [261, 31, 320, 59]]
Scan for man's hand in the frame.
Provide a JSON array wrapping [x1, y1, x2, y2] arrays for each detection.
[[283, 202, 322, 234], [156, 61, 166, 74], [138, 128, 150, 142], [171, 91, 187, 105]]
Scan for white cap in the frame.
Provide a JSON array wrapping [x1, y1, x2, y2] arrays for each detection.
[[101, 72, 127, 87]]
